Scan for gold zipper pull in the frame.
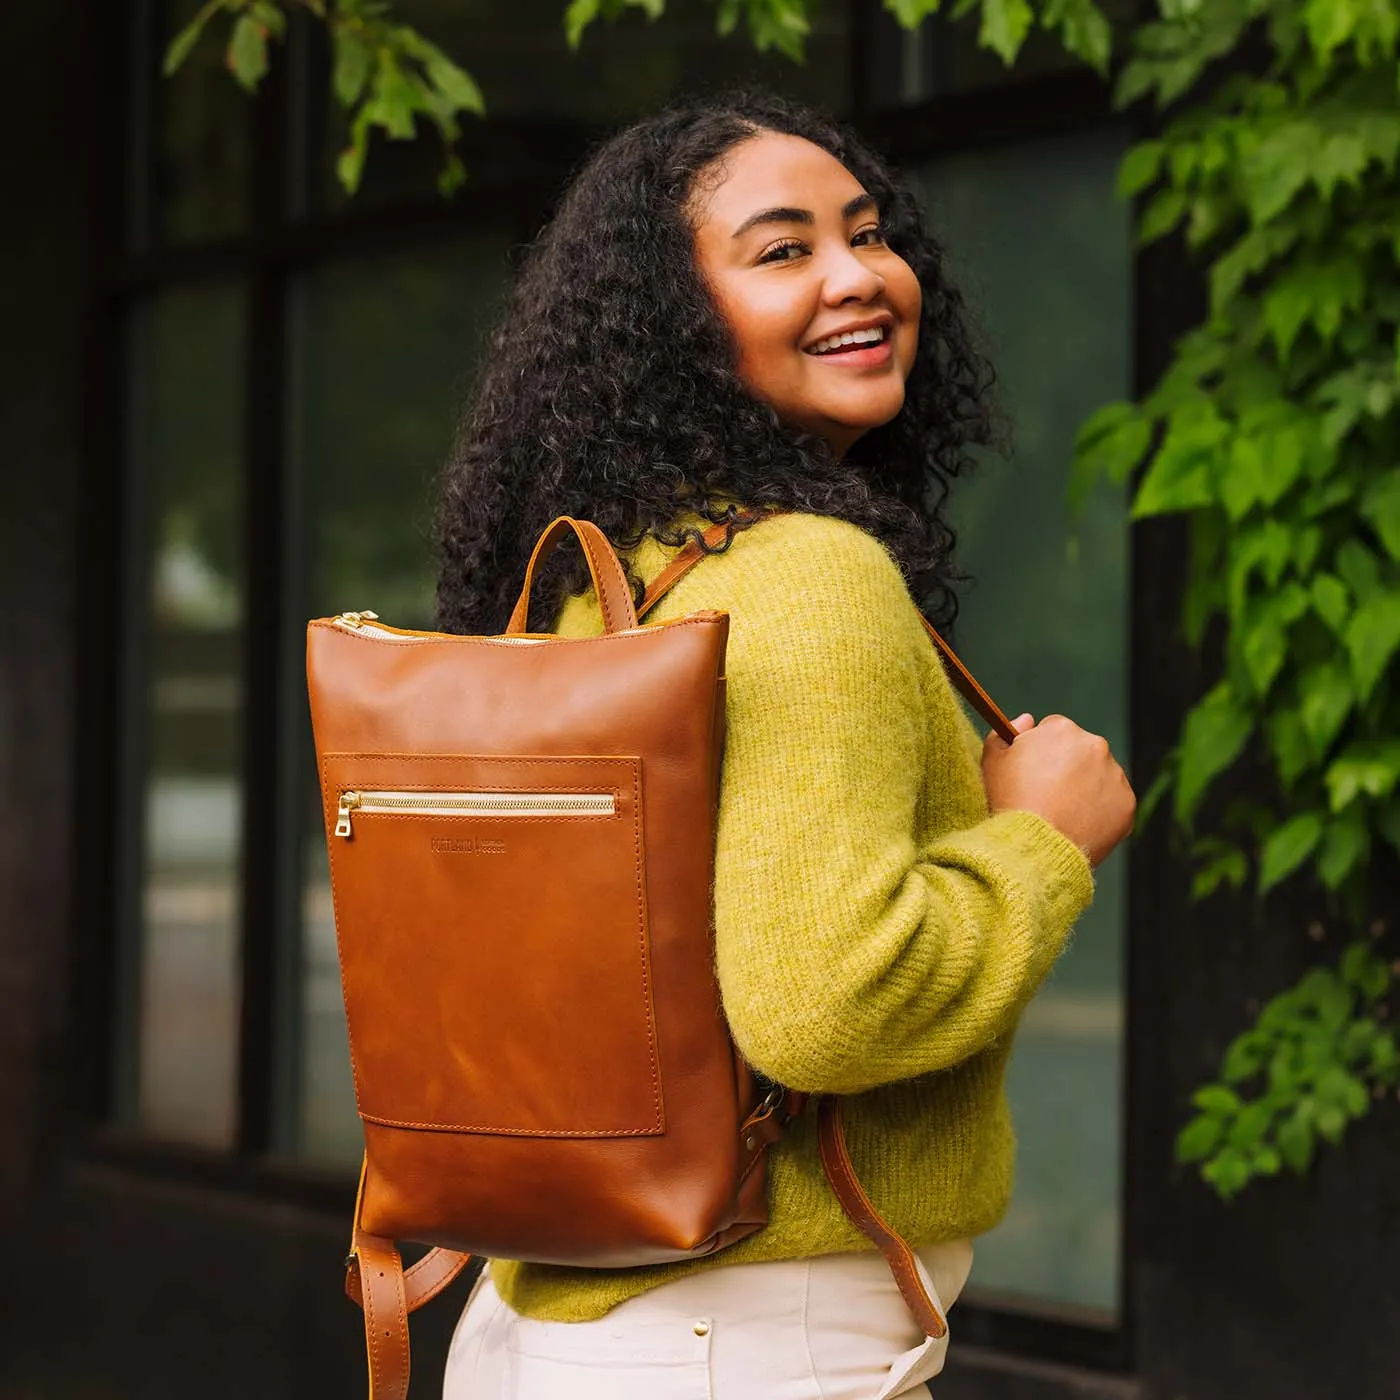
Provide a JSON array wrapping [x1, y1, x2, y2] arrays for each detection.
[[335, 791, 361, 838], [334, 611, 380, 631]]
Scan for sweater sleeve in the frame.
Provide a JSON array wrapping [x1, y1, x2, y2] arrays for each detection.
[[711, 517, 1094, 1095]]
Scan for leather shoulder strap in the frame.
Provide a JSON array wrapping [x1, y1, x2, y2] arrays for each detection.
[[344, 1157, 472, 1399], [639, 515, 1017, 743], [817, 1097, 948, 1338]]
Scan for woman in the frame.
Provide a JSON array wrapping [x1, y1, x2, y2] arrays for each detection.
[[436, 90, 1135, 1399]]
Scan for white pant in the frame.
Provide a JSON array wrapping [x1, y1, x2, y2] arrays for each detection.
[[443, 1241, 973, 1400]]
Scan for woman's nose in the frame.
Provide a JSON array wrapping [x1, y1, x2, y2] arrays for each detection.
[[821, 248, 884, 305]]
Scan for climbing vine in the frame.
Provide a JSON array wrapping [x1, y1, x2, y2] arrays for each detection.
[[1071, 0, 1400, 1197], [167, 0, 1400, 1197]]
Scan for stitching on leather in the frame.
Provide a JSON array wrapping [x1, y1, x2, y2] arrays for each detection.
[[631, 761, 665, 1134], [361, 1113, 664, 1135], [346, 755, 662, 1137], [323, 756, 645, 1125], [322, 757, 365, 1107], [735, 1143, 767, 1187], [322, 754, 638, 769], [346, 812, 616, 826], [581, 523, 619, 633]]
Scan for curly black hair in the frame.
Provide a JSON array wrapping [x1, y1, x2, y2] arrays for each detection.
[[435, 88, 997, 636]]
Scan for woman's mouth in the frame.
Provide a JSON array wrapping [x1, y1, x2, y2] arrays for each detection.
[[804, 324, 894, 366]]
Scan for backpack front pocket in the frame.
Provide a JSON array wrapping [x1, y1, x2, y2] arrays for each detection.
[[320, 752, 662, 1140]]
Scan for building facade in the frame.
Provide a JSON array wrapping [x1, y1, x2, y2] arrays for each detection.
[[3, 0, 1398, 1396]]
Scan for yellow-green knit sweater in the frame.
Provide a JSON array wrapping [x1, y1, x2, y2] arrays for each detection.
[[491, 510, 1094, 1322]]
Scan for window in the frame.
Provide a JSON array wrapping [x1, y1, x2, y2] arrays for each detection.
[[283, 240, 512, 1162], [910, 125, 1132, 1319], [116, 283, 247, 1147]]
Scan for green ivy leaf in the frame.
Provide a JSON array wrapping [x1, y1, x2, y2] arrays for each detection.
[[1341, 942, 1392, 1000], [1360, 472, 1400, 560], [1318, 1062, 1370, 1119], [1117, 139, 1167, 198], [1227, 520, 1294, 620], [1326, 740, 1400, 811], [1138, 187, 1188, 245], [1133, 407, 1226, 519], [1298, 658, 1354, 756], [1317, 807, 1370, 887], [1358, 109, 1400, 171], [1193, 844, 1249, 899], [1044, 0, 1112, 75], [1266, 707, 1312, 786], [424, 51, 485, 116], [884, 0, 943, 27], [1176, 1113, 1224, 1162], [1176, 683, 1254, 825], [1227, 1099, 1274, 1150], [1316, 1103, 1347, 1143], [1070, 401, 1152, 509], [1192, 1083, 1242, 1115], [437, 152, 466, 198], [1276, 1109, 1315, 1172], [1263, 259, 1366, 359], [1222, 1030, 1268, 1084], [228, 13, 270, 92], [337, 107, 373, 194], [1258, 811, 1324, 892], [1240, 604, 1289, 696], [1219, 433, 1268, 521], [164, 0, 225, 76], [978, 0, 1035, 65], [1371, 1033, 1400, 1081], [1335, 539, 1384, 603], [332, 25, 373, 105], [1303, 0, 1357, 62], [1209, 225, 1298, 313], [1241, 121, 1321, 225], [1202, 1145, 1252, 1199], [1344, 593, 1400, 700], [1310, 574, 1351, 633]]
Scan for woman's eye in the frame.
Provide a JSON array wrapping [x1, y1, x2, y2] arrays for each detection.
[[852, 225, 887, 247], [757, 238, 808, 264]]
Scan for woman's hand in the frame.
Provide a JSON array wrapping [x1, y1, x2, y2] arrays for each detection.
[[982, 713, 1136, 868]]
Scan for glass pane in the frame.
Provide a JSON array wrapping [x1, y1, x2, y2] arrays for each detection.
[[283, 238, 513, 1164], [118, 284, 246, 1147], [909, 125, 1131, 1316], [134, 0, 252, 246], [309, 0, 850, 213]]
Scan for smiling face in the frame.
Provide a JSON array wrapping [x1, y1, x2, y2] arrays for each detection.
[[688, 131, 922, 456]]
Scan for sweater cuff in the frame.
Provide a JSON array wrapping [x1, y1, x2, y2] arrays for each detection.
[[971, 808, 1096, 930]]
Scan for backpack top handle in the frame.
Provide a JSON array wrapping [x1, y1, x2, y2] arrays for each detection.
[[506, 516, 639, 636]]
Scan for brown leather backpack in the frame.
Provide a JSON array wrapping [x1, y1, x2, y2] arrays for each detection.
[[306, 515, 1014, 1400]]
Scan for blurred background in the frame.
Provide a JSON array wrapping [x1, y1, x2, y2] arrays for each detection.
[[3, 1, 1397, 1398]]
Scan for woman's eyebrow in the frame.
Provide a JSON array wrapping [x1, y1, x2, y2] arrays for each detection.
[[731, 193, 877, 239]]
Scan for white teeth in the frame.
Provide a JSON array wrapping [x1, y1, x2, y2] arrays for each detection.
[[808, 326, 887, 355]]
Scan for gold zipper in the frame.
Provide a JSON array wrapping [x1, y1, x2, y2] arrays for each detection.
[[333, 610, 380, 630], [330, 608, 728, 643], [331, 611, 548, 644], [334, 788, 615, 839]]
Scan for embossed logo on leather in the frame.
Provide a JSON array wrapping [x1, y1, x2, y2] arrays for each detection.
[[430, 836, 506, 855]]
